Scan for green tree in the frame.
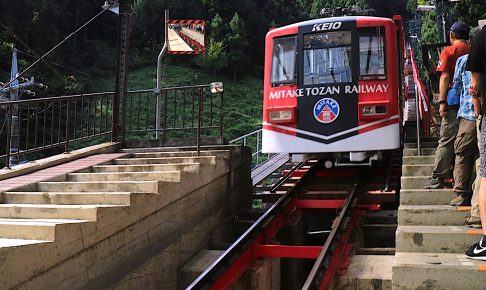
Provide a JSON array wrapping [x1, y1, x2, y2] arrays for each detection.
[[227, 12, 249, 81]]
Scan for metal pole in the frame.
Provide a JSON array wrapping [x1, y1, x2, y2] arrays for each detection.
[[4, 106, 12, 169], [113, 0, 133, 144], [197, 87, 203, 156], [156, 9, 169, 140], [65, 99, 70, 153], [415, 84, 421, 156]]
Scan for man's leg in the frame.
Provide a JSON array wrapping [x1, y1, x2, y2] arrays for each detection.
[[468, 117, 481, 227], [426, 106, 459, 188], [452, 118, 477, 205]]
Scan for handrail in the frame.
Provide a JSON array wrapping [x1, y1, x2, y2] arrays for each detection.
[[230, 129, 271, 167], [1, 84, 224, 167]]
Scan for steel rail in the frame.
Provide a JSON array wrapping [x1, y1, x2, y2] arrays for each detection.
[[186, 160, 317, 290], [302, 178, 360, 290]]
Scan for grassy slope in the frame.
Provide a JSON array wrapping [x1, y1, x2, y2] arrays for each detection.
[[124, 63, 263, 140]]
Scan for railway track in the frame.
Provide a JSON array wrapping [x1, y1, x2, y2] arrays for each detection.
[[187, 151, 400, 289]]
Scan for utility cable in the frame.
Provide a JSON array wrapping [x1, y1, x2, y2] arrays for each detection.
[[16, 50, 111, 82], [0, 21, 64, 80], [0, 0, 119, 91]]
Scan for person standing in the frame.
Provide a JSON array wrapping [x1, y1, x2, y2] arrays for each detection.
[[424, 22, 471, 190], [465, 20, 486, 260]]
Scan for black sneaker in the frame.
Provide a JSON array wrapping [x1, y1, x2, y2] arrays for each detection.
[[424, 177, 444, 189], [466, 242, 486, 260]]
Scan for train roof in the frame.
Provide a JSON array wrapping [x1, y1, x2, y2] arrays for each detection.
[[267, 16, 394, 36]]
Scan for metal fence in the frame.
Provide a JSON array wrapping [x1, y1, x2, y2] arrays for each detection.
[[0, 84, 224, 168], [230, 129, 274, 168]]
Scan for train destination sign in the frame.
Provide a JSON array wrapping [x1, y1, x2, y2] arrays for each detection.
[[269, 84, 390, 100], [167, 20, 206, 54]]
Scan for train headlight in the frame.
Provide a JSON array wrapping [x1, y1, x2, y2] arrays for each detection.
[[267, 107, 296, 123]]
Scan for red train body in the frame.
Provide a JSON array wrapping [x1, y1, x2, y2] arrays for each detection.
[[262, 16, 405, 164]]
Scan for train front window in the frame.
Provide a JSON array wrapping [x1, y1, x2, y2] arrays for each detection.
[[359, 27, 386, 80], [303, 31, 352, 85], [271, 36, 297, 85]]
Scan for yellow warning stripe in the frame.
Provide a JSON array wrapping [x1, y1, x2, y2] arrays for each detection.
[[456, 206, 472, 212], [465, 230, 482, 235]]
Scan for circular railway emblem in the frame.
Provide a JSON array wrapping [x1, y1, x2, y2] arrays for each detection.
[[313, 98, 340, 124]]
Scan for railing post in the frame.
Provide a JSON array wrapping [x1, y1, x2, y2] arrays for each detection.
[[256, 130, 260, 164], [197, 87, 203, 156], [220, 91, 224, 137], [65, 99, 70, 153], [414, 84, 421, 156], [4, 106, 12, 168]]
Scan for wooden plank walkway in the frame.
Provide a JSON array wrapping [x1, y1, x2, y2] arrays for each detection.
[[0, 153, 128, 192]]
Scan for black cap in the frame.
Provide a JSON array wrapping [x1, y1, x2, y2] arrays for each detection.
[[450, 22, 470, 40]]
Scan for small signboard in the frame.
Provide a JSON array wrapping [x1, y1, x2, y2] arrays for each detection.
[[167, 20, 206, 54]]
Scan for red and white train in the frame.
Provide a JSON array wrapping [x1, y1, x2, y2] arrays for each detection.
[[262, 15, 405, 165]]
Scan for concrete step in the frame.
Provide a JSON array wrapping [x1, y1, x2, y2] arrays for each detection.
[[398, 205, 470, 226], [0, 238, 49, 248], [404, 142, 438, 149], [0, 218, 89, 241], [67, 171, 181, 182], [392, 252, 486, 290], [0, 204, 121, 220], [403, 148, 436, 157], [91, 163, 200, 173], [400, 189, 454, 205], [335, 255, 393, 290], [402, 156, 435, 165], [401, 176, 452, 190], [396, 225, 481, 253], [113, 156, 216, 166], [38, 181, 161, 193], [402, 164, 434, 177], [2, 192, 132, 205], [130, 150, 228, 158]]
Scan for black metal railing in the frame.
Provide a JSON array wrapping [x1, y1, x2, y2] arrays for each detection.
[[1, 84, 224, 168]]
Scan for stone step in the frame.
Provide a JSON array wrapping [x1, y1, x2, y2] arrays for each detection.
[[398, 205, 470, 226], [0, 204, 121, 220], [396, 225, 481, 253], [392, 252, 486, 290], [402, 156, 435, 165], [92, 163, 200, 173], [67, 171, 181, 182], [2, 192, 132, 205], [0, 218, 89, 241], [400, 189, 454, 205], [37, 181, 161, 193], [335, 255, 393, 290], [404, 142, 438, 149], [130, 150, 227, 158], [113, 156, 216, 166], [402, 164, 434, 177], [403, 148, 436, 157], [401, 176, 450, 189], [0, 238, 48, 249]]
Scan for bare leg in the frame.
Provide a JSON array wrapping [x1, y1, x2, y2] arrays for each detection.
[[480, 177, 486, 235]]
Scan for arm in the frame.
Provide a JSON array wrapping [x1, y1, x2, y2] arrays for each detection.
[[470, 72, 481, 97], [439, 72, 450, 117]]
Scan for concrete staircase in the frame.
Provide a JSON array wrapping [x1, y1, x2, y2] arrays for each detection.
[[393, 142, 486, 289], [0, 147, 250, 289]]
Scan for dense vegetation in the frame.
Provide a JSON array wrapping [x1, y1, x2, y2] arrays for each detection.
[[0, 0, 485, 139]]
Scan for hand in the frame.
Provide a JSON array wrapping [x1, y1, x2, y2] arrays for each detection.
[[470, 85, 478, 98], [439, 103, 447, 117]]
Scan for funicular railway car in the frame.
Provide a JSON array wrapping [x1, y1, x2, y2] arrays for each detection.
[[262, 15, 405, 165]]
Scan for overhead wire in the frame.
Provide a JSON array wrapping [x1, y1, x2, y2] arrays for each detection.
[[0, 0, 119, 91], [16, 50, 111, 82], [0, 21, 64, 80]]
